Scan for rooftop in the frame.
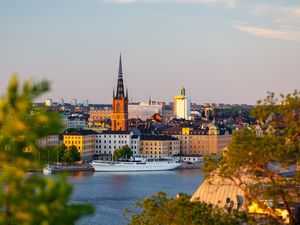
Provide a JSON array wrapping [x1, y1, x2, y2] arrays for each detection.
[[63, 129, 99, 136], [140, 135, 178, 141], [101, 130, 131, 135]]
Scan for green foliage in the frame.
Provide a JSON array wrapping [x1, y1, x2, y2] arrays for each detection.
[[113, 145, 133, 161], [125, 192, 252, 225], [57, 144, 80, 163], [0, 75, 94, 225], [204, 91, 300, 224]]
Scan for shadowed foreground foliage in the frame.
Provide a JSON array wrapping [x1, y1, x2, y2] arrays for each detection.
[[203, 91, 300, 225], [125, 192, 252, 225], [0, 75, 94, 225]]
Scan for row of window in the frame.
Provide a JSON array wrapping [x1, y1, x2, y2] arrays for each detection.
[[141, 142, 179, 146], [144, 151, 174, 155], [96, 135, 130, 139], [95, 145, 138, 150], [142, 147, 180, 150], [95, 150, 138, 154], [95, 140, 128, 144]]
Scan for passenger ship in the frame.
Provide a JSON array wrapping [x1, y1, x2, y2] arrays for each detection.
[[91, 156, 181, 172]]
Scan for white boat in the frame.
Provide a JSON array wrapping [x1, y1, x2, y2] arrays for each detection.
[[91, 157, 181, 172], [43, 164, 52, 175]]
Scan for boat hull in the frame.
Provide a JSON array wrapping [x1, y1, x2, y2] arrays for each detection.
[[91, 161, 181, 172]]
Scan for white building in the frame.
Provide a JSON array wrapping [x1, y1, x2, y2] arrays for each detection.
[[70, 99, 78, 106], [174, 87, 191, 120], [129, 103, 162, 121], [45, 98, 53, 107], [95, 131, 140, 156], [64, 114, 88, 129], [82, 99, 89, 107], [57, 98, 65, 105]]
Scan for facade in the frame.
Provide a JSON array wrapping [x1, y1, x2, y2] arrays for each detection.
[[82, 99, 89, 107], [173, 154, 204, 163], [70, 99, 78, 106], [162, 124, 231, 157], [95, 131, 140, 156], [64, 114, 88, 129], [111, 55, 129, 131], [57, 98, 64, 105], [139, 135, 180, 158], [174, 87, 191, 120], [89, 109, 112, 121], [63, 130, 97, 161], [128, 103, 162, 121], [37, 135, 61, 148], [45, 98, 53, 107]]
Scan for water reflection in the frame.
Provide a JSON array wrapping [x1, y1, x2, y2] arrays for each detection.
[[92, 170, 177, 176], [70, 169, 204, 225]]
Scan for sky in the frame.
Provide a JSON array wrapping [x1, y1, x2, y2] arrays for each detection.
[[0, 0, 299, 105]]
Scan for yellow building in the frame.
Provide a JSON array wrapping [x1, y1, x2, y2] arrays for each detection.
[[63, 130, 97, 161], [140, 135, 180, 158]]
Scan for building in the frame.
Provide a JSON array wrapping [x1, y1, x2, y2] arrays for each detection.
[[70, 99, 78, 106], [37, 135, 61, 148], [89, 108, 112, 121], [162, 123, 231, 157], [63, 129, 97, 161], [45, 98, 53, 107], [111, 54, 129, 131], [64, 114, 88, 129], [139, 135, 180, 158], [128, 103, 162, 121], [57, 98, 64, 105], [174, 87, 191, 120], [89, 108, 112, 130], [95, 130, 140, 156], [82, 99, 89, 107]]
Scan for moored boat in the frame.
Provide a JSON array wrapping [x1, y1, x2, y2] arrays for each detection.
[[91, 157, 181, 172], [43, 164, 52, 175]]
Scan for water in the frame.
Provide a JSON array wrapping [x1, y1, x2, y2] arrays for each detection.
[[67, 169, 204, 225]]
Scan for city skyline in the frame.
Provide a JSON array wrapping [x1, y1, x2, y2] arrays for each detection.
[[1, 0, 299, 104]]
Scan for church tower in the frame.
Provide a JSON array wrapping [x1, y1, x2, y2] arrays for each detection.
[[111, 54, 129, 131]]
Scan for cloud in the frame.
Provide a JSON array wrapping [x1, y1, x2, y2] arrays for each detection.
[[103, 0, 235, 8], [233, 23, 300, 42], [285, 7, 300, 17]]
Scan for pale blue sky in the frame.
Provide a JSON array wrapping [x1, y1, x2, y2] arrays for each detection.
[[0, 0, 299, 104]]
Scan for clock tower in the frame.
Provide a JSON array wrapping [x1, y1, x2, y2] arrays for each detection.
[[111, 54, 129, 131]]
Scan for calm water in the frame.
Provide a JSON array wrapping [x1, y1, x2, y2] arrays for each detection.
[[67, 169, 204, 225]]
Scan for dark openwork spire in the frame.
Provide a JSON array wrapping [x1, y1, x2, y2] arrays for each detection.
[[116, 54, 125, 98]]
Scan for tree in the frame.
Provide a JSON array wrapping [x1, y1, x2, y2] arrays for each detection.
[[63, 146, 81, 163], [0, 75, 94, 225], [113, 145, 133, 161], [113, 148, 123, 161], [204, 91, 300, 224], [57, 144, 81, 163], [125, 192, 252, 225]]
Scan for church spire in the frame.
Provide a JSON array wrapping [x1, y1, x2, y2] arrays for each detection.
[[116, 54, 125, 98]]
